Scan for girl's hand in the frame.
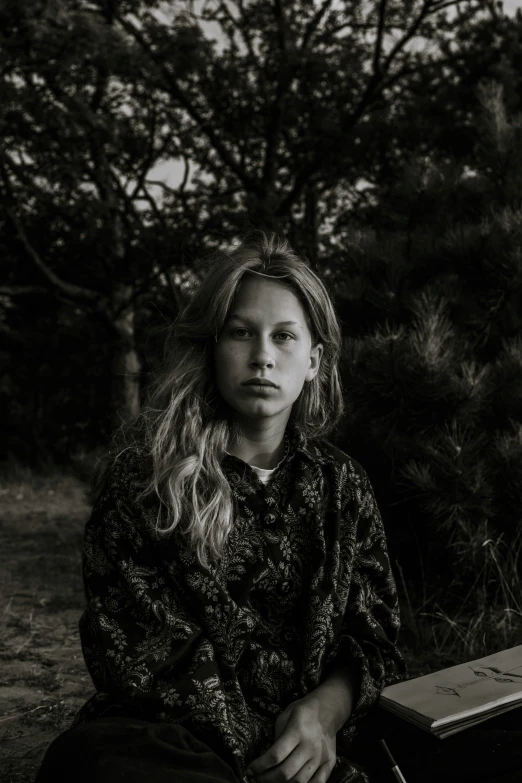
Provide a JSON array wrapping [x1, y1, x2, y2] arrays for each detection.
[[245, 695, 338, 783]]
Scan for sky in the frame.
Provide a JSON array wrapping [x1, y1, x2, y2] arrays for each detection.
[[148, 0, 522, 190]]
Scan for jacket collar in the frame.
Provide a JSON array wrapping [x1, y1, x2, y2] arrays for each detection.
[[288, 420, 333, 467], [222, 418, 334, 469]]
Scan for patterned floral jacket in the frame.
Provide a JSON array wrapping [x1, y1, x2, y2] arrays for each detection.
[[72, 423, 406, 782]]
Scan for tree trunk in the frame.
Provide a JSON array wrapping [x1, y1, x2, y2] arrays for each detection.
[[304, 184, 318, 269], [111, 285, 141, 425]]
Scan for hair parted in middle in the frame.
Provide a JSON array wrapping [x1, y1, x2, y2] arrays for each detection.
[[123, 230, 345, 567]]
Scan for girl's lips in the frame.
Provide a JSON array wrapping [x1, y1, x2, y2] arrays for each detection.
[[242, 379, 277, 387], [242, 384, 278, 393]]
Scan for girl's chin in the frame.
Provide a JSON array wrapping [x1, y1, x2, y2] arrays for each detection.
[[241, 401, 279, 414], [231, 399, 286, 418]]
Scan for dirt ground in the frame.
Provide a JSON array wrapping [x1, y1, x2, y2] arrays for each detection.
[[0, 473, 94, 783]]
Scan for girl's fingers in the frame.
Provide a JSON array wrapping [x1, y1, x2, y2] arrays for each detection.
[[247, 732, 300, 777], [255, 746, 314, 783], [291, 756, 321, 783], [303, 760, 333, 783]]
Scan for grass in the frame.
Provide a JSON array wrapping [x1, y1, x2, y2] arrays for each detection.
[[1, 462, 521, 781], [396, 526, 522, 676]]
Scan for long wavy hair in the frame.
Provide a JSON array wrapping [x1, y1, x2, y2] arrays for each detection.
[[98, 231, 344, 567]]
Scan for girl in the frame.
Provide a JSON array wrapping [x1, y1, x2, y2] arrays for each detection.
[[35, 231, 406, 783]]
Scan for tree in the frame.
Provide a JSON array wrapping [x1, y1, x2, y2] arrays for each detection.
[[331, 82, 522, 646], [116, 0, 505, 261], [0, 0, 200, 432], [1, 0, 520, 460]]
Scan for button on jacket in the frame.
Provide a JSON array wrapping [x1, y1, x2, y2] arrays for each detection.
[[72, 420, 406, 782]]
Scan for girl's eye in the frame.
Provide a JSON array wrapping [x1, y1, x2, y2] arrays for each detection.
[[230, 329, 293, 341]]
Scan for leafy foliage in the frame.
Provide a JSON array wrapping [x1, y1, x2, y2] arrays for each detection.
[[1, 0, 521, 464]]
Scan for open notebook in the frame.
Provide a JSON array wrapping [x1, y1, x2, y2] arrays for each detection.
[[379, 644, 522, 738]]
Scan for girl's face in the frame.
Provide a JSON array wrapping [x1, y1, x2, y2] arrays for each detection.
[[214, 275, 323, 427]]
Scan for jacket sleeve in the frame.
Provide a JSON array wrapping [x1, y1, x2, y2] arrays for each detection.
[[77, 449, 210, 721], [325, 459, 407, 743]]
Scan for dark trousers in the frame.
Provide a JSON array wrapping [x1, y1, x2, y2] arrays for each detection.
[[33, 718, 361, 783], [34, 707, 522, 783], [34, 718, 244, 783]]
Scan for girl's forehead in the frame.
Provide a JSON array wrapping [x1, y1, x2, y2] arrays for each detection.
[[227, 277, 313, 332], [232, 275, 302, 307]]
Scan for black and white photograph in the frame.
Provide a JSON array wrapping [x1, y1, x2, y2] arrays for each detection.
[[2, 1, 522, 781]]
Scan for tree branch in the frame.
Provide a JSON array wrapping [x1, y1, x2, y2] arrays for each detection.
[[0, 151, 91, 237], [215, 0, 256, 59], [111, 266, 166, 321], [276, 0, 452, 217], [109, 165, 148, 227], [0, 323, 25, 344], [116, 14, 263, 198], [261, 0, 293, 190], [4, 206, 101, 304], [373, 0, 388, 80], [179, 153, 191, 194], [129, 103, 159, 200], [236, 0, 257, 59], [380, 0, 434, 74], [300, 0, 333, 52], [0, 285, 50, 296], [137, 184, 169, 230], [145, 179, 182, 198], [427, 0, 471, 11]]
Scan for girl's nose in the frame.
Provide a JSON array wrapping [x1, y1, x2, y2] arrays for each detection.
[[250, 354, 275, 369], [249, 339, 275, 368]]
